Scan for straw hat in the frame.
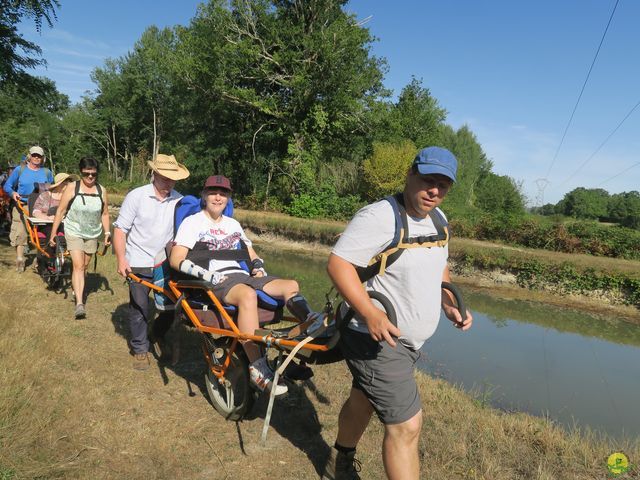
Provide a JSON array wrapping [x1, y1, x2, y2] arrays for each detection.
[[148, 154, 190, 181], [50, 172, 77, 190]]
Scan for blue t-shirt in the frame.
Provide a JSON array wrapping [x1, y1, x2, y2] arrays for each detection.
[[2, 165, 53, 203]]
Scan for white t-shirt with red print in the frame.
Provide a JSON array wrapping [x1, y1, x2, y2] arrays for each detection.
[[174, 211, 252, 276]]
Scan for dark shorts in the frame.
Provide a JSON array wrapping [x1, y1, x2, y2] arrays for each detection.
[[213, 272, 279, 301], [340, 327, 422, 425]]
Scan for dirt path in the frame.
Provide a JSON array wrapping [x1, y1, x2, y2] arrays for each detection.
[[0, 238, 386, 479]]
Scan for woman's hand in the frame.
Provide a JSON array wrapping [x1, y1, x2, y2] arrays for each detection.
[[104, 231, 112, 246]]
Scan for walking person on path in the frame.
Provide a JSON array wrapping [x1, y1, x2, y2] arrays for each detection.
[[112, 154, 189, 371], [322, 147, 473, 480], [3, 146, 53, 272], [49, 157, 111, 319]]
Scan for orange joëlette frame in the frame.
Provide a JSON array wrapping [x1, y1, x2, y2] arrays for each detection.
[[15, 201, 57, 258], [127, 272, 334, 380]]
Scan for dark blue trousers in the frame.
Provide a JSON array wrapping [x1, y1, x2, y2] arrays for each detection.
[[128, 268, 173, 355]]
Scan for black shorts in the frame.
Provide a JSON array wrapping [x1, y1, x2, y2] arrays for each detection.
[[213, 272, 279, 302], [340, 327, 422, 425]]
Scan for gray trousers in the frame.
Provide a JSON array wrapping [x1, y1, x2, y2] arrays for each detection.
[[128, 268, 173, 355]]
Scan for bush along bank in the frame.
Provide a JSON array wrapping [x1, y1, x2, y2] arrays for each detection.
[[450, 214, 640, 260], [449, 248, 640, 308]]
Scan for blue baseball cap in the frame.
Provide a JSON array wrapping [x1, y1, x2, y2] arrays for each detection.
[[412, 147, 457, 182]]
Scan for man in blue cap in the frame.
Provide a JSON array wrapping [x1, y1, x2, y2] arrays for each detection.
[[323, 146, 473, 479], [3, 146, 53, 272]]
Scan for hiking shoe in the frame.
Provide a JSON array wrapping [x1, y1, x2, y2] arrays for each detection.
[[249, 357, 288, 396], [133, 352, 150, 371], [321, 448, 362, 480], [283, 361, 314, 381], [16, 257, 25, 273], [74, 304, 86, 319]]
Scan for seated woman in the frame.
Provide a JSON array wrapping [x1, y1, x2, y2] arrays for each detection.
[[170, 175, 319, 396], [32, 172, 75, 249], [32, 172, 75, 221]]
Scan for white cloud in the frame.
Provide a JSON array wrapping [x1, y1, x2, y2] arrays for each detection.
[[44, 29, 112, 51], [43, 46, 107, 61]]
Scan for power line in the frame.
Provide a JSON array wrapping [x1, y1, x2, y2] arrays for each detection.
[[543, 0, 620, 180], [559, 98, 640, 187], [598, 161, 640, 187]]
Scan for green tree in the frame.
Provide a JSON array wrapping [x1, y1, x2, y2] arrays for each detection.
[[438, 124, 492, 214], [475, 172, 525, 216], [172, 0, 386, 198], [608, 191, 640, 228], [559, 187, 609, 220], [362, 140, 417, 200], [368, 78, 445, 148], [0, 0, 59, 88], [0, 77, 68, 167]]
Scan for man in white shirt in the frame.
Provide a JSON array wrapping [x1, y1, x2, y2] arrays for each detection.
[[113, 154, 189, 370], [322, 147, 473, 480]]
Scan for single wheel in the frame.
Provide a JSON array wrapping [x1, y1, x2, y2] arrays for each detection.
[[204, 337, 256, 421]]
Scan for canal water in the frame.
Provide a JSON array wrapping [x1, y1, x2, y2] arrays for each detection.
[[259, 244, 640, 441]]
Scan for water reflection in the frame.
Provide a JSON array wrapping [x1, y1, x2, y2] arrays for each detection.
[[258, 243, 640, 440]]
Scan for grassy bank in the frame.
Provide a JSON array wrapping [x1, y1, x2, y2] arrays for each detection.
[[0, 239, 639, 479]]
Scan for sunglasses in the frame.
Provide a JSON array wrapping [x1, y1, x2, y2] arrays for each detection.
[[81, 172, 98, 178], [31, 154, 43, 158]]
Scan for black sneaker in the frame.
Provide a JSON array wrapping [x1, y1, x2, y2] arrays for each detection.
[[321, 448, 361, 480]]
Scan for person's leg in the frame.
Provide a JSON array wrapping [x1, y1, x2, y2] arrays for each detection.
[[128, 274, 152, 355], [224, 282, 287, 395], [10, 206, 27, 271], [70, 249, 87, 307], [69, 250, 86, 305], [15, 245, 25, 271], [382, 411, 423, 480], [336, 387, 374, 448], [261, 278, 299, 301], [322, 387, 373, 479], [224, 283, 260, 362], [82, 252, 93, 302]]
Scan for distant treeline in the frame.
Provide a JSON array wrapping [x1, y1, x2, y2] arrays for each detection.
[[532, 188, 640, 229]]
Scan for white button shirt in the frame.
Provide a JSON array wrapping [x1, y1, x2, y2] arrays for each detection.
[[113, 183, 183, 268]]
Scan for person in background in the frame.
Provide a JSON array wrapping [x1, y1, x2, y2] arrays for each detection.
[[3, 146, 53, 271], [49, 158, 110, 320], [32, 172, 76, 221], [322, 147, 473, 480], [0, 165, 16, 234], [32, 172, 75, 255], [113, 154, 189, 371]]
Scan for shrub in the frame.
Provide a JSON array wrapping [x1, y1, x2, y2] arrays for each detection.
[[285, 184, 364, 221], [362, 140, 416, 200]]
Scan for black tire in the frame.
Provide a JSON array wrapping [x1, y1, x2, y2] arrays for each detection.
[[204, 337, 256, 421]]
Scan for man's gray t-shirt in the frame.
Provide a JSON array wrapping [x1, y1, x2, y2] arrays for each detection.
[[332, 199, 448, 350]]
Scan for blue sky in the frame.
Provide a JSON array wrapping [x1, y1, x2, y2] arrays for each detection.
[[20, 0, 640, 205]]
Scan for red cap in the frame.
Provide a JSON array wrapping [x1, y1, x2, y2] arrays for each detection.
[[203, 175, 232, 191]]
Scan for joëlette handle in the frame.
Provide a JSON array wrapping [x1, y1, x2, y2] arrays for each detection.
[[441, 281, 467, 321]]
